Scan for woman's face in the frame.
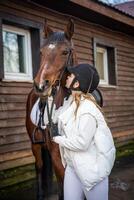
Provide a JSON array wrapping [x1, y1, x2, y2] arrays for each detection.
[[65, 73, 75, 89]]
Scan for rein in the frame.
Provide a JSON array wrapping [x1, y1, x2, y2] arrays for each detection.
[[56, 47, 74, 87]]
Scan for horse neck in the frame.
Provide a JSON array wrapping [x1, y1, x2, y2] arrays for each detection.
[[54, 50, 78, 109]]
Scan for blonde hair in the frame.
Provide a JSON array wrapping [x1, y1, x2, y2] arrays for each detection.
[[73, 92, 104, 118]]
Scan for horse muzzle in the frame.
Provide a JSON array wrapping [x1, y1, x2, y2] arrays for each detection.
[[33, 80, 51, 96]]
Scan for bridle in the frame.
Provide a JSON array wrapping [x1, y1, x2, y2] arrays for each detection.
[[32, 46, 74, 143], [46, 46, 74, 137], [54, 47, 74, 88]]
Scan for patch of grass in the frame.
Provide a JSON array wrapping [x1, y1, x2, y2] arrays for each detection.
[[0, 164, 35, 179], [116, 140, 134, 159], [0, 179, 36, 199], [0, 164, 36, 192], [0, 163, 57, 198]]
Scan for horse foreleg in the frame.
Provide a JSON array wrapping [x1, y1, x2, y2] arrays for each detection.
[[37, 169, 44, 200], [53, 161, 64, 200], [32, 144, 44, 200], [51, 143, 64, 200], [57, 181, 64, 200], [45, 129, 64, 200]]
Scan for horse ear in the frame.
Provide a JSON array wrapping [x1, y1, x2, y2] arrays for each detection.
[[43, 19, 53, 38], [65, 19, 74, 40]]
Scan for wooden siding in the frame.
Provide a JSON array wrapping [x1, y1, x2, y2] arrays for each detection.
[[0, 0, 134, 173], [0, 82, 34, 171]]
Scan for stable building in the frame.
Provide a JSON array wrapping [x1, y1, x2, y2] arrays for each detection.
[[0, 0, 134, 188]]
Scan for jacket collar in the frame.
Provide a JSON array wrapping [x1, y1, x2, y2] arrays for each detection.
[[58, 100, 76, 125], [58, 95, 97, 124]]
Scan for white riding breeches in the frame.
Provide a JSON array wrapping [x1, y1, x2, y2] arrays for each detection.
[[64, 165, 109, 200]]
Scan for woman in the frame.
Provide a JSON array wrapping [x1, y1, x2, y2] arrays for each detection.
[[53, 63, 116, 200]]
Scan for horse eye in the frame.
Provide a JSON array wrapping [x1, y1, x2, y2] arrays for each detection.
[[62, 50, 69, 55]]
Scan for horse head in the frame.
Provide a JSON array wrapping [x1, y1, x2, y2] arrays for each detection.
[[34, 19, 77, 98]]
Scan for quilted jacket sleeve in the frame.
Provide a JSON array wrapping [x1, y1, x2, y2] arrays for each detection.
[[53, 113, 97, 151]]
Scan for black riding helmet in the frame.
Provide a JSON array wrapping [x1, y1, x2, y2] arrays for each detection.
[[67, 63, 100, 93]]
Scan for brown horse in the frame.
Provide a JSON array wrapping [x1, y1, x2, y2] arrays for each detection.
[[26, 19, 77, 200]]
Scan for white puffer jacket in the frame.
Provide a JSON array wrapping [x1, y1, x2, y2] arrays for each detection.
[[54, 97, 116, 191]]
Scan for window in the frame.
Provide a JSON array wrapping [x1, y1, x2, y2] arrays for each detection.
[[2, 25, 32, 81], [96, 47, 108, 84], [94, 38, 117, 86]]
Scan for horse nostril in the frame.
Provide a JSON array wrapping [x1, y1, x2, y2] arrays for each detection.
[[38, 84, 45, 92], [34, 81, 45, 93], [45, 80, 49, 86], [33, 81, 38, 90]]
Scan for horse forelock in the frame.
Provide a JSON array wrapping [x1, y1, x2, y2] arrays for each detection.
[[44, 31, 69, 45]]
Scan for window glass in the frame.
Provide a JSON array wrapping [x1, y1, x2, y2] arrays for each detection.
[[96, 47, 108, 84], [96, 51, 104, 80], [3, 31, 25, 73], [2, 25, 32, 81]]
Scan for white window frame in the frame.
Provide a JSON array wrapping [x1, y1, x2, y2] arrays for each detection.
[[96, 47, 108, 85], [2, 25, 33, 81]]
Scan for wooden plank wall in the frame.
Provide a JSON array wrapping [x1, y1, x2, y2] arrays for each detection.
[[0, 0, 134, 172], [0, 82, 34, 171]]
